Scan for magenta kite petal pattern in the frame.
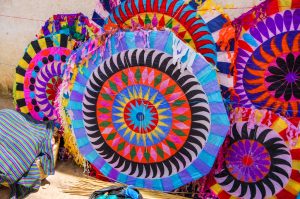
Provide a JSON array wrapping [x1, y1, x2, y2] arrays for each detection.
[[14, 34, 75, 121], [234, 9, 300, 117]]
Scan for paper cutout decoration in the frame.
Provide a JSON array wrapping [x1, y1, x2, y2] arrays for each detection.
[[66, 30, 229, 191], [194, 0, 235, 98], [190, 0, 234, 75]]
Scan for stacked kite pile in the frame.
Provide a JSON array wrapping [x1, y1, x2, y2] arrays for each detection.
[[12, 0, 300, 198], [13, 13, 101, 165]]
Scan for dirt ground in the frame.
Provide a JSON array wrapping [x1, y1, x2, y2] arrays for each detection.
[[0, 95, 89, 199], [0, 161, 89, 199], [0, 160, 88, 199]]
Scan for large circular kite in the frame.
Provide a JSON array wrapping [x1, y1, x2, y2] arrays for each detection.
[[234, 9, 300, 117], [66, 30, 229, 191], [14, 34, 75, 121], [105, 0, 217, 65], [85, 50, 210, 177], [210, 107, 300, 199]]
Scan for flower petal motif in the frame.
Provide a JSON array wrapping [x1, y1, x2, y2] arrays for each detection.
[[286, 53, 295, 72], [268, 66, 285, 76], [293, 82, 300, 98], [276, 57, 289, 73], [268, 80, 285, 91], [47, 82, 54, 90], [215, 121, 292, 199], [46, 77, 62, 105], [266, 54, 300, 100], [46, 88, 54, 95], [266, 75, 284, 83], [52, 77, 57, 86], [274, 82, 288, 98], [48, 94, 56, 103], [284, 83, 292, 101]]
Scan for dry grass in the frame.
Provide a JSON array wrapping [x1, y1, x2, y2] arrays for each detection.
[[62, 177, 189, 199]]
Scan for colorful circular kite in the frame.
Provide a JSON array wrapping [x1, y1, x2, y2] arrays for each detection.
[[106, 0, 217, 65], [14, 34, 74, 121], [86, 50, 210, 176], [210, 107, 300, 199], [67, 30, 229, 191], [234, 9, 300, 117]]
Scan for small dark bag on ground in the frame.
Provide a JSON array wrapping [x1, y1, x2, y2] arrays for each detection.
[[89, 185, 143, 199]]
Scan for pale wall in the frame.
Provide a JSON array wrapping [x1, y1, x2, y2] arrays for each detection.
[[0, 0, 260, 94], [0, 0, 95, 94]]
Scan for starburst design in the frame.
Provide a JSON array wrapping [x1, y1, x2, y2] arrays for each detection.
[[125, 99, 158, 133], [113, 85, 171, 146]]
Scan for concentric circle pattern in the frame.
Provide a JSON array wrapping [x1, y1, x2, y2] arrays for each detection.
[[215, 122, 292, 199], [235, 9, 300, 117], [110, 84, 173, 147], [15, 34, 73, 121], [67, 31, 230, 190], [83, 49, 211, 178], [123, 98, 160, 134], [24, 48, 70, 121]]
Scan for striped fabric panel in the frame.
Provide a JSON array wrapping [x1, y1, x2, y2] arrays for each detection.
[[0, 109, 54, 198], [201, 10, 234, 76]]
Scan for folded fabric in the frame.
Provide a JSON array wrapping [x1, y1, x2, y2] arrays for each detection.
[[0, 109, 54, 199]]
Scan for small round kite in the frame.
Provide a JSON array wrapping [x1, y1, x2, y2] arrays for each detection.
[[66, 30, 229, 191], [234, 9, 300, 117], [210, 107, 300, 199], [14, 34, 75, 121], [105, 0, 217, 65]]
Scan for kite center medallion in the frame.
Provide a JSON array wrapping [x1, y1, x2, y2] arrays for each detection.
[[46, 76, 63, 106], [123, 98, 159, 134], [226, 139, 271, 182]]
